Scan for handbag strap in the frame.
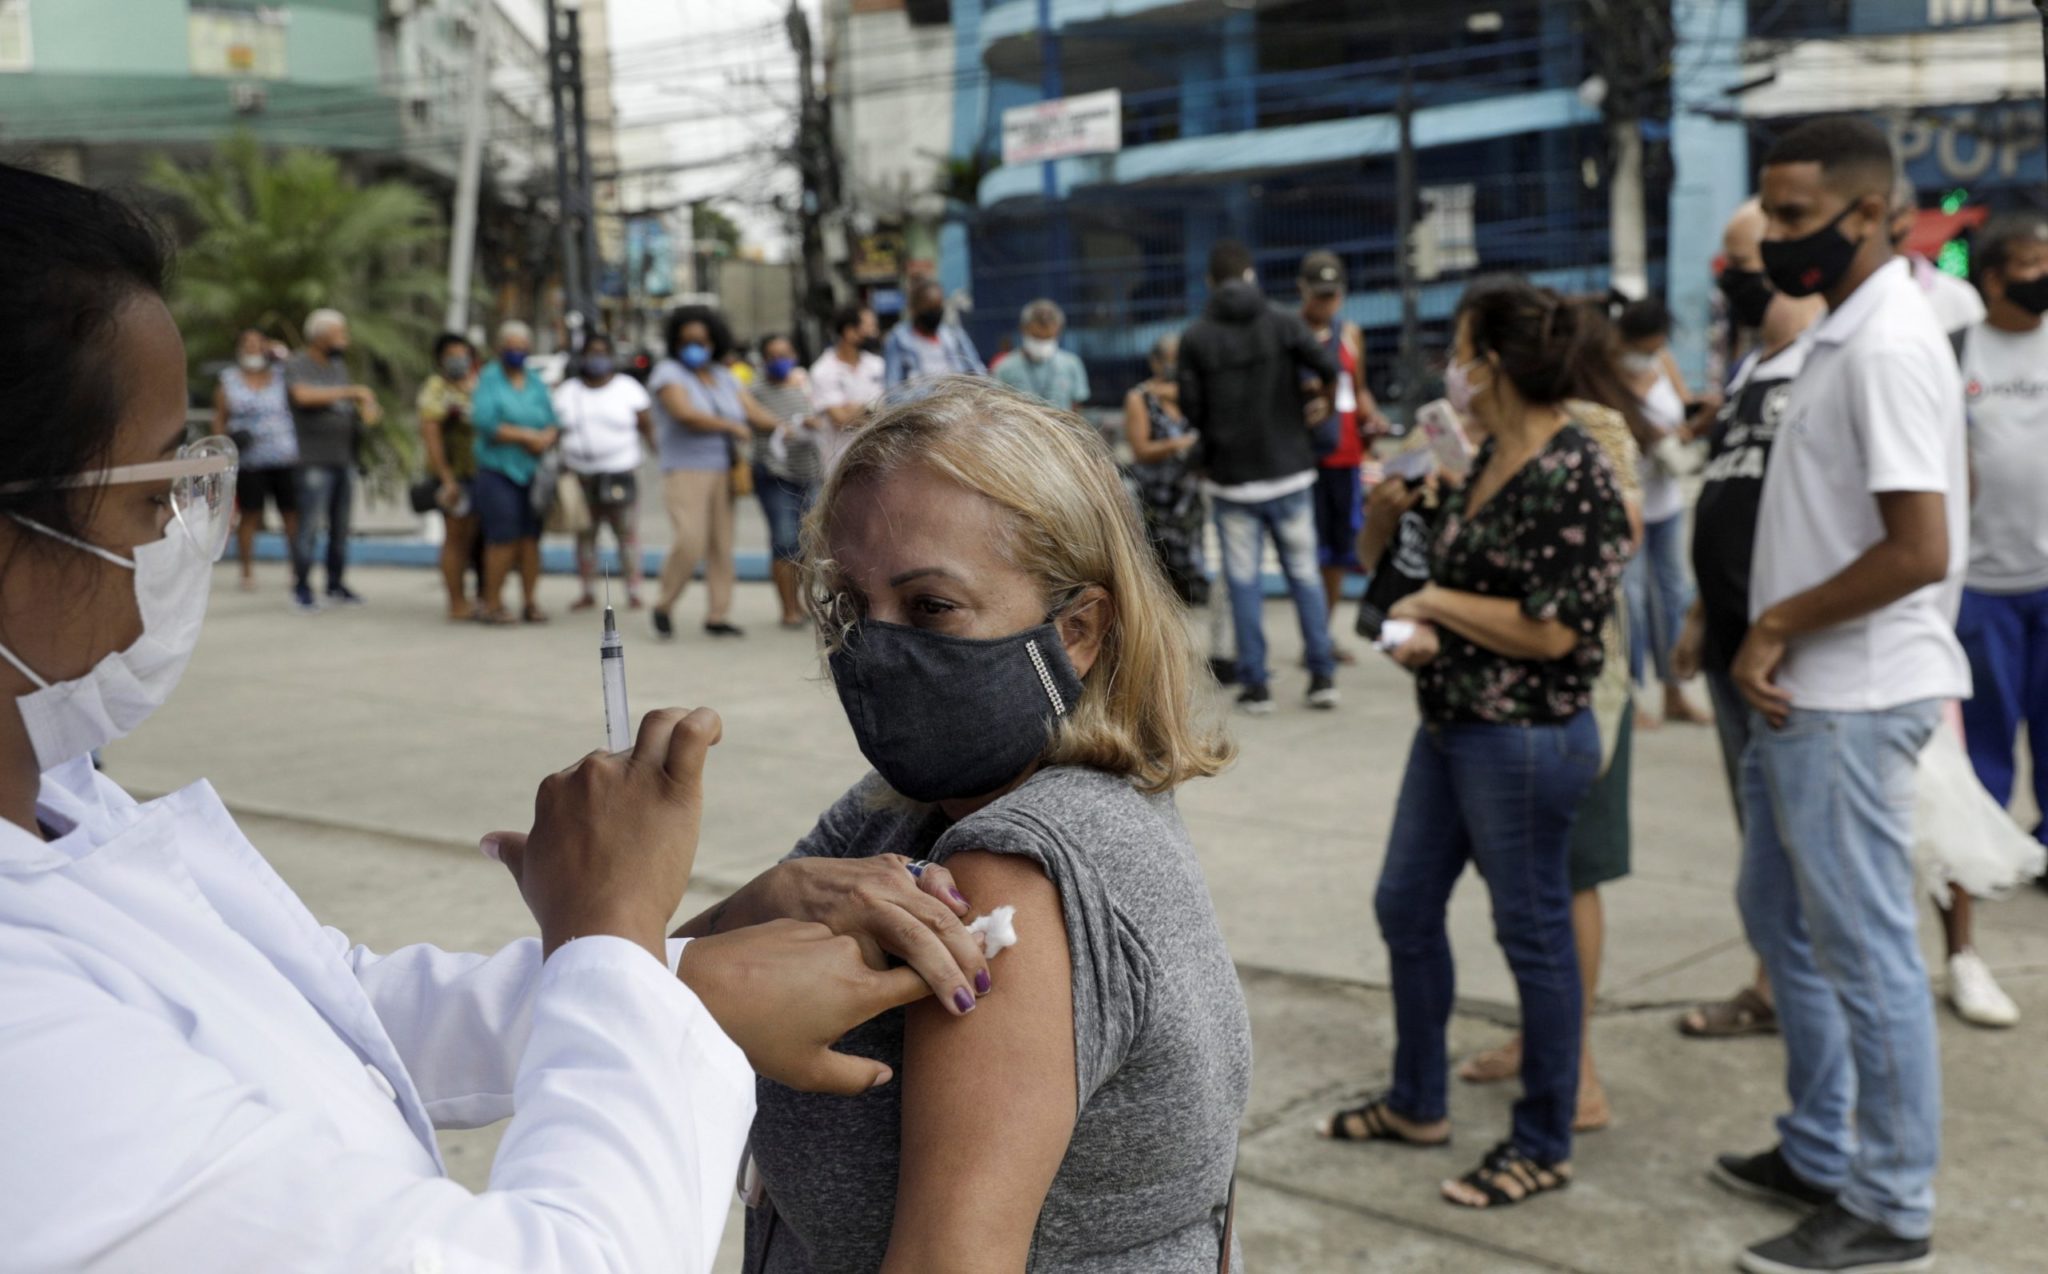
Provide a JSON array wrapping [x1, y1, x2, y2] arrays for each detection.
[[1216, 1166, 1238, 1274]]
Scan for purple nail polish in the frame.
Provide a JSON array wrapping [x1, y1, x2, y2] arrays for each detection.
[[953, 988, 976, 1013], [975, 970, 992, 995], [949, 888, 967, 905]]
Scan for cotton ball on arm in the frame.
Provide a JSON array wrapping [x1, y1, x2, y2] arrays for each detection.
[[966, 905, 1019, 960]]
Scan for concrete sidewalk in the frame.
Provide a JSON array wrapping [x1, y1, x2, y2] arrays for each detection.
[[103, 563, 2047, 1271]]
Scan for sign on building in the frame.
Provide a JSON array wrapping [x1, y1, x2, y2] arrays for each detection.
[[1851, 0, 2036, 35], [1001, 90, 1123, 167]]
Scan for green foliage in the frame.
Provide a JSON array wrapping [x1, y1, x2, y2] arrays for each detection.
[[692, 203, 743, 257], [146, 135, 446, 494]]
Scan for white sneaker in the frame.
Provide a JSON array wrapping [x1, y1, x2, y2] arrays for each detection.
[[1948, 950, 2019, 1028]]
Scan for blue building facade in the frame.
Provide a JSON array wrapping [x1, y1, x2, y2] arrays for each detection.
[[943, 0, 1670, 407]]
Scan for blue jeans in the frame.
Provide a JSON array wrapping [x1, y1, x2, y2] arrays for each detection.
[[1626, 512, 1691, 685], [1738, 702, 1941, 1239], [1705, 667, 1752, 826], [753, 465, 815, 563], [1213, 487, 1334, 686], [1956, 585, 2048, 846], [290, 463, 353, 591], [1374, 713, 1599, 1165]]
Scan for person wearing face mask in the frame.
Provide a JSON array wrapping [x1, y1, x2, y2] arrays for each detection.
[[469, 320, 560, 626], [552, 332, 655, 614], [664, 376, 1249, 1274], [1318, 280, 1631, 1212], [994, 298, 1090, 413], [648, 304, 789, 640], [881, 278, 986, 391], [808, 303, 884, 472], [748, 334, 821, 628], [210, 327, 299, 593], [1614, 297, 1713, 727], [1715, 117, 1968, 1274], [284, 308, 382, 611], [418, 332, 484, 622], [0, 161, 950, 1274]]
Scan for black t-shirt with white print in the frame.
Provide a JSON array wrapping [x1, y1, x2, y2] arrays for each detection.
[[1692, 340, 1808, 672]]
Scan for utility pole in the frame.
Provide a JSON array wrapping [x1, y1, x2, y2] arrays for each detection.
[[445, 6, 490, 335], [544, 0, 599, 344], [787, 0, 836, 352], [1585, 0, 1667, 302]]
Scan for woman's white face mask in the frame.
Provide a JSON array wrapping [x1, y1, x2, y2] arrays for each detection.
[[0, 437, 234, 771]]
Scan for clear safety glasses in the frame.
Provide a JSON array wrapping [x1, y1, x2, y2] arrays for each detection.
[[0, 435, 240, 563]]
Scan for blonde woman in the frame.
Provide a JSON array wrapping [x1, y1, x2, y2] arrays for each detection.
[[674, 377, 1252, 1272]]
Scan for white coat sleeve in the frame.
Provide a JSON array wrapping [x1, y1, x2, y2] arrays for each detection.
[[332, 931, 691, 1129], [0, 935, 754, 1274]]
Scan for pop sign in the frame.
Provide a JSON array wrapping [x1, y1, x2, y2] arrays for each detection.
[[1002, 90, 1123, 167]]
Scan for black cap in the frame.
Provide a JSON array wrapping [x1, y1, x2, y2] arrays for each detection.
[[1299, 250, 1344, 293]]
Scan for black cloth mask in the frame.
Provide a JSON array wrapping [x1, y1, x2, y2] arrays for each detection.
[[829, 618, 1086, 804], [1717, 267, 1776, 330], [2002, 273, 2048, 317], [1761, 201, 1865, 298], [911, 309, 945, 334]]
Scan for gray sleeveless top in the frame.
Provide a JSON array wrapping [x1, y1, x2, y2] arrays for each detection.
[[742, 766, 1252, 1273]]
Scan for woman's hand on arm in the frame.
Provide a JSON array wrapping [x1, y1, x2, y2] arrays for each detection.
[[882, 851, 1075, 1274], [672, 854, 990, 1017], [1392, 584, 1578, 661]]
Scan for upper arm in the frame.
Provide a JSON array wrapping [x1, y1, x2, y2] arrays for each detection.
[[1124, 390, 1152, 447], [884, 850, 1076, 1274], [1875, 489, 1949, 583], [1519, 444, 1630, 641], [1851, 343, 1955, 498]]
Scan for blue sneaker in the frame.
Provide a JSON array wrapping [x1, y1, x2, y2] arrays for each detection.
[[292, 584, 319, 613]]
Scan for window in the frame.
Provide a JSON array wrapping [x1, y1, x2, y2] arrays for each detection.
[[0, 0, 32, 73], [189, 4, 289, 80]]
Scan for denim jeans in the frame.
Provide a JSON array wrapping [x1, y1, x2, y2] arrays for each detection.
[[753, 465, 815, 563], [1956, 585, 2048, 847], [1704, 667, 1752, 827], [1374, 712, 1599, 1165], [1737, 701, 1942, 1239], [1212, 486, 1334, 687], [1625, 512, 1691, 685], [290, 463, 353, 591]]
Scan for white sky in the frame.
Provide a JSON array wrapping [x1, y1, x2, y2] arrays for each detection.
[[602, 0, 824, 257]]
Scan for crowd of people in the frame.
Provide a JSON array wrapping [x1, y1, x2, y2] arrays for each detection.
[[21, 102, 2047, 1274]]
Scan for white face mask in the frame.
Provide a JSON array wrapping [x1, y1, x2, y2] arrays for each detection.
[[1022, 337, 1059, 362], [238, 352, 269, 373], [1621, 350, 1661, 375], [0, 516, 214, 771]]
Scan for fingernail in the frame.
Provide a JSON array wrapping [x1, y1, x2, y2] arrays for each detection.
[[949, 888, 967, 906], [478, 836, 501, 862], [953, 988, 976, 1014], [869, 1067, 894, 1089], [975, 970, 992, 995]]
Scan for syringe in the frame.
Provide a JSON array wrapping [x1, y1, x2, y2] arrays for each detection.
[[600, 594, 632, 753]]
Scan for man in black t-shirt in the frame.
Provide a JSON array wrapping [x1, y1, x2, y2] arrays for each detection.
[[1672, 200, 1824, 1041]]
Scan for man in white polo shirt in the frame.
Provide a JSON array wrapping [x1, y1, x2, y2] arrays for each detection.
[[1714, 117, 1968, 1274]]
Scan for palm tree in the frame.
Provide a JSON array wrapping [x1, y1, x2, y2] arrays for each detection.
[[147, 134, 447, 491]]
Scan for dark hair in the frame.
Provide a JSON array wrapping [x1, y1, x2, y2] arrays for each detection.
[[1207, 239, 1252, 284], [1763, 117, 1895, 196], [830, 303, 868, 338], [664, 304, 734, 361], [1976, 211, 2048, 283], [0, 163, 172, 544], [908, 278, 944, 307], [581, 330, 613, 354], [236, 326, 268, 347], [759, 332, 795, 355], [1457, 276, 1651, 446], [431, 330, 472, 362], [1616, 296, 1671, 342]]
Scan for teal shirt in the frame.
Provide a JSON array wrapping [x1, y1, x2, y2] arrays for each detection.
[[995, 348, 1090, 411], [471, 362, 558, 484]]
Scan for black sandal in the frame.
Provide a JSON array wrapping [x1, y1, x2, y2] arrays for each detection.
[[1442, 1141, 1571, 1209], [1317, 1097, 1449, 1147]]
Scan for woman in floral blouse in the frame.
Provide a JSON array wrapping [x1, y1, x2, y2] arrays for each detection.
[[1318, 279, 1633, 1211]]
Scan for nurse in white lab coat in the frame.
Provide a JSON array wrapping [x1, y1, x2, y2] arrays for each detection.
[[0, 162, 935, 1273]]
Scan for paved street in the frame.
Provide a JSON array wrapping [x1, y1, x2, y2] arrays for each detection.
[[104, 560, 2048, 1273]]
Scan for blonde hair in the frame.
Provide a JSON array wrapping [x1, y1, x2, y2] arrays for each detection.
[[801, 376, 1234, 794]]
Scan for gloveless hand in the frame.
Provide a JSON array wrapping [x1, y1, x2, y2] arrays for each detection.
[[1732, 616, 1794, 729], [765, 854, 991, 1015], [482, 708, 721, 961], [680, 919, 932, 1095]]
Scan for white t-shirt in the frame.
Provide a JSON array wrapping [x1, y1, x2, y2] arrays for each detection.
[[552, 375, 652, 475], [809, 348, 885, 471], [1960, 320, 2048, 592], [1636, 369, 1688, 523], [1912, 256, 1987, 335], [1749, 257, 1972, 712]]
